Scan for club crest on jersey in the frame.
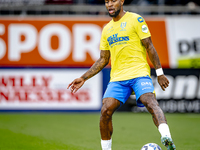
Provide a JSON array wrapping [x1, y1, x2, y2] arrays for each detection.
[[137, 17, 144, 23], [120, 22, 127, 31]]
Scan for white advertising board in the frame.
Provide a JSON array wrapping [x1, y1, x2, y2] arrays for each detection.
[[166, 17, 200, 68], [0, 69, 102, 110]]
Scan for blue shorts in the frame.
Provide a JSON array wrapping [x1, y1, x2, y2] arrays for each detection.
[[103, 76, 154, 107]]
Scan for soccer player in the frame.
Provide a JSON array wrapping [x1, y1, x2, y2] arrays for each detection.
[[67, 0, 176, 150]]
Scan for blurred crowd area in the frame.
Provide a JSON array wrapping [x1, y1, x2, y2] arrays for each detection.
[[0, 0, 200, 15], [0, 0, 199, 6]]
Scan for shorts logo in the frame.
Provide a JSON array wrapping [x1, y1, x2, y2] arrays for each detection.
[[141, 82, 152, 86], [142, 87, 151, 90], [142, 25, 148, 33], [137, 17, 144, 23]]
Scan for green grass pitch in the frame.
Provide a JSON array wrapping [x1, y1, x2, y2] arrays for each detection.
[[0, 112, 200, 150]]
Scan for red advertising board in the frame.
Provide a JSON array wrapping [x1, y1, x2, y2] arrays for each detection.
[[0, 17, 170, 68]]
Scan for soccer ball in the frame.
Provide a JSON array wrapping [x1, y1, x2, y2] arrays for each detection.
[[141, 143, 162, 150]]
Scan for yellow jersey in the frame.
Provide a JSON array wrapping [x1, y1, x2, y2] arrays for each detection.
[[100, 12, 151, 82]]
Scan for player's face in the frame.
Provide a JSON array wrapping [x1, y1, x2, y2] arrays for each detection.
[[105, 0, 122, 18]]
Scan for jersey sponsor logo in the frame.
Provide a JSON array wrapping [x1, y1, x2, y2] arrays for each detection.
[[142, 25, 148, 33], [137, 17, 144, 23], [120, 22, 127, 31], [107, 33, 129, 47]]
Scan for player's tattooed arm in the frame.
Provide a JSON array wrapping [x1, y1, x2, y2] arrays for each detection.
[[142, 37, 169, 91], [68, 50, 110, 93], [141, 37, 162, 70], [81, 50, 110, 81], [67, 50, 110, 93]]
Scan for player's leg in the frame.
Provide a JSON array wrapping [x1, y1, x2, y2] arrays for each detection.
[[100, 97, 120, 140], [100, 81, 132, 150], [139, 93, 176, 150], [100, 97, 121, 150], [132, 76, 168, 127], [140, 93, 166, 127], [132, 76, 176, 150]]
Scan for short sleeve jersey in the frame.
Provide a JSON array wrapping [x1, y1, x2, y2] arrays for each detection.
[[100, 12, 151, 82]]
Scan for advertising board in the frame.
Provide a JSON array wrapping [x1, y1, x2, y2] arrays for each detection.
[[0, 68, 102, 111], [0, 16, 200, 112], [166, 17, 200, 68], [0, 17, 169, 68]]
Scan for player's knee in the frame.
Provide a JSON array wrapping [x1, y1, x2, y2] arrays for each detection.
[[140, 94, 159, 109], [146, 100, 159, 110], [101, 107, 113, 120]]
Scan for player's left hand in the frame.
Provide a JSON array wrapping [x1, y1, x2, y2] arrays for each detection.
[[157, 75, 169, 91]]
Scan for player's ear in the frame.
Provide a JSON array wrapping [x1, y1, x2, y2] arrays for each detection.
[[120, 0, 125, 5]]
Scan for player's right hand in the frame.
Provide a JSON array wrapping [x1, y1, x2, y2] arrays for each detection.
[[157, 75, 169, 91], [67, 77, 85, 93]]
